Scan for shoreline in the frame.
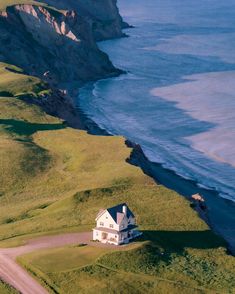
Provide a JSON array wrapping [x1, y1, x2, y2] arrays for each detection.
[[29, 8, 235, 256], [128, 141, 235, 255], [73, 96, 235, 256]]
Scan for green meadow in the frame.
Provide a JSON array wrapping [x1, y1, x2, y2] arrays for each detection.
[[0, 280, 18, 294], [0, 1, 47, 11], [0, 60, 235, 294]]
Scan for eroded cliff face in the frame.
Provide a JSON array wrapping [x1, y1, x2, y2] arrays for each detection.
[[37, 0, 129, 41], [0, 4, 120, 83]]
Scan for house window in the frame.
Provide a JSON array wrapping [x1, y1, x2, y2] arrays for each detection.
[[96, 232, 98, 236], [100, 222, 104, 226], [110, 224, 114, 228]]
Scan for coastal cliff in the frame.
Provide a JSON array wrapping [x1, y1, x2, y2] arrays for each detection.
[[0, 0, 127, 127], [0, 3, 122, 84], [1, 2, 235, 293], [37, 0, 129, 41]]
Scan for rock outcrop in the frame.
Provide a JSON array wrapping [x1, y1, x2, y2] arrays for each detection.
[[0, 3, 121, 84], [37, 0, 129, 41]]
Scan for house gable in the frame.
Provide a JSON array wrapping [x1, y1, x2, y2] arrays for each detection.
[[96, 210, 118, 230], [118, 214, 128, 231], [95, 203, 135, 232], [95, 209, 106, 221], [93, 203, 141, 245]]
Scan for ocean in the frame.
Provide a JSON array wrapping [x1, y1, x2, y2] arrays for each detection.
[[78, 0, 235, 202]]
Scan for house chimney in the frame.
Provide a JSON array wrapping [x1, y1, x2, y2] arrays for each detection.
[[122, 205, 127, 215]]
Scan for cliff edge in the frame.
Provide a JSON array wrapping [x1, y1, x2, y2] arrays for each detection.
[[0, 2, 124, 84], [37, 0, 129, 41]]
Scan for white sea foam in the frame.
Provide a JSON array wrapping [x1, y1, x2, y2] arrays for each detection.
[[144, 34, 235, 64], [151, 71, 235, 167], [78, 0, 235, 202]]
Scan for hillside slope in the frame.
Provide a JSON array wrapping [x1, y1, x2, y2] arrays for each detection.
[[0, 1, 235, 294], [0, 62, 235, 294]]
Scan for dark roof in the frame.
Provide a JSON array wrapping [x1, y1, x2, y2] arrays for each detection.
[[107, 203, 134, 224], [120, 224, 138, 232]]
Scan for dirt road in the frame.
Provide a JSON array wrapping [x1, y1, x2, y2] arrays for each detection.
[[0, 232, 93, 294]]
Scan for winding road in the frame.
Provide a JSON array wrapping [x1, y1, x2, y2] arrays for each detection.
[[0, 232, 94, 294]]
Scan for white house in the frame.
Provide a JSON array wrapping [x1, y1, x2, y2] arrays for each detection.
[[93, 203, 142, 245]]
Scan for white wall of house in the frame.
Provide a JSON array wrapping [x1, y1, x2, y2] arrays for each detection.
[[93, 206, 138, 245], [96, 211, 119, 230], [118, 215, 128, 231], [93, 229, 101, 241], [117, 215, 135, 230], [96, 209, 135, 230], [93, 229, 120, 244]]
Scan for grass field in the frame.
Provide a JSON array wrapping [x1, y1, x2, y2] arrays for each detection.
[[0, 62, 235, 293], [0, 280, 18, 294], [19, 253, 209, 294], [0, 62, 147, 243], [0, 0, 48, 11], [0, 63, 49, 97], [19, 245, 109, 273]]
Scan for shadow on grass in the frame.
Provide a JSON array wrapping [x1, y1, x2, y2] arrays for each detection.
[[0, 91, 14, 97], [140, 230, 227, 252], [0, 119, 66, 136]]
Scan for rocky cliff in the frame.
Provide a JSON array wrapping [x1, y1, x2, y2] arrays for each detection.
[[0, 2, 123, 84], [37, 0, 129, 41]]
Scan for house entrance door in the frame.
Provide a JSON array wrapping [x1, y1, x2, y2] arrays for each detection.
[[102, 232, 108, 240]]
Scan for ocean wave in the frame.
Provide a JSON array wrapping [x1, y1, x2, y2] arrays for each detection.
[[78, 0, 235, 203], [79, 84, 235, 202]]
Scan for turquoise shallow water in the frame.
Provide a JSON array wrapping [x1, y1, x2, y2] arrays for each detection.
[[78, 0, 235, 202]]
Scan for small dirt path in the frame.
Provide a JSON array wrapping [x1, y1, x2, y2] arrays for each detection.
[[0, 232, 117, 294]]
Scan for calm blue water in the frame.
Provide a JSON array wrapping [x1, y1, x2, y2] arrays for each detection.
[[78, 0, 235, 202]]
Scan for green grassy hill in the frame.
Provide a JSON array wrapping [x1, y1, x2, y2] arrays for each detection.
[[0, 62, 235, 293], [0, 280, 18, 294], [0, 63, 145, 242], [0, 1, 38, 11], [0, 1, 49, 11]]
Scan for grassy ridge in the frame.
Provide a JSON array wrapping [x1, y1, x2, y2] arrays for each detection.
[[0, 62, 235, 293], [0, 62, 145, 242], [0, 1, 44, 11], [0, 64, 49, 97], [18, 184, 235, 293], [0, 63, 61, 204]]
